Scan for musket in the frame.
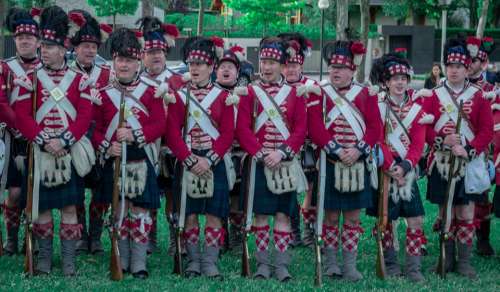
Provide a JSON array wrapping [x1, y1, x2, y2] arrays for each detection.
[[1, 71, 14, 257], [24, 69, 37, 276], [375, 100, 391, 280], [109, 85, 126, 281], [173, 85, 191, 275], [437, 100, 464, 278], [241, 94, 258, 277]]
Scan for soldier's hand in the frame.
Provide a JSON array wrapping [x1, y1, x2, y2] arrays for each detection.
[[264, 151, 283, 169], [444, 134, 461, 147], [116, 127, 134, 143], [54, 149, 68, 158], [390, 165, 404, 180], [451, 144, 468, 158], [342, 147, 361, 166], [191, 155, 210, 176], [107, 142, 122, 157]]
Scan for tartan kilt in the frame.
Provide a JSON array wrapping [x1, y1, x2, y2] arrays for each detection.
[[20, 164, 85, 212], [493, 186, 500, 218], [324, 160, 373, 211], [157, 153, 177, 191], [172, 154, 229, 219], [7, 138, 28, 188], [93, 158, 161, 210], [426, 167, 485, 206], [366, 178, 424, 220], [240, 161, 298, 217]]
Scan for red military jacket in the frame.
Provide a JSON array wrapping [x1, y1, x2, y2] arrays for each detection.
[[0, 76, 15, 126], [15, 64, 93, 148], [141, 66, 185, 92], [92, 77, 166, 154], [236, 78, 307, 159], [423, 81, 493, 162], [0, 56, 41, 129], [166, 81, 234, 166], [378, 89, 426, 171], [491, 91, 500, 184], [470, 74, 495, 93], [307, 81, 382, 157], [70, 61, 112, 90]]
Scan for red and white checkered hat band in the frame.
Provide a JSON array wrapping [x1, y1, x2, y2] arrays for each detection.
[[477, 50, 488, 61], [41, 29, 65, 46], [112, 47, 141, 60], [80, 35, 100, 44], [144, 40, 167, 51], [187, 50, 213, 65], [287, 54, 304, 65], [446, 52, 470, 67], [15, 24, 38, 36], [388, 64, 410, 76], [260, 47, 283, 62], [330, 54, 355, 70]]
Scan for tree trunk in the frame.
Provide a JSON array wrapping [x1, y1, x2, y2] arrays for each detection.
[[336, 0, 348, 40], [142, 0, 154, 17], [0, 0, 7, 58], [470, 0, 478, 29], [356, 0, 370, 83], [197, 0, 205, 36], [476, 0, 489, 38]]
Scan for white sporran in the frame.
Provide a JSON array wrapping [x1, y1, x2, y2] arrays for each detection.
[[186, 170, 214, 199], [333, 161, 365, 193], [39, 152, 72, 188], [116, 160, 148, 199], [264, 160, 298, 195], [464, 153, 490, 194]]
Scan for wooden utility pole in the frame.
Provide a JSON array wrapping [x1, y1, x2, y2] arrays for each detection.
[[476, 0, 489, 38], [197, 0, 205, 36], [357, 0, 370, 83], [142, 0, 154, 16], [336, 0, 348, 40]]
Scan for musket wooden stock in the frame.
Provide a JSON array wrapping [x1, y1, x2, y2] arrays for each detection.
[[23, 69, 36, 276], [109, 87, 125, 281], [437, 100, 464, 279]]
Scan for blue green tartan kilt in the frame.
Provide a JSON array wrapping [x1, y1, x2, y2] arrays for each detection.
[[7, 138, 28, 188], [493, 186, 500, 218], [426, 167, 485, 206], [173, 156, 230, 219], [93, 158, 161, 210], [324, 160, 373, 211], [20, 164, 85, 212], [240, 161, 298, 217], [366, 178, 425, 220]]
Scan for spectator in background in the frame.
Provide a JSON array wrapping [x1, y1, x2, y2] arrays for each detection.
[[424, 63, 444, 89]]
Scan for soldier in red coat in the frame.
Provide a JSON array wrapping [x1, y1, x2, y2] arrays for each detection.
[[279, 32, 319, 248], [236, 37, 307, 281], [423, 37, 493, 279], [67, 9, 112, 256], [15, 6, 94, 276], [466, 36, 496, 257], [213, 46, 245, 252], [307, 40, 382, 281], [492, 72, 500, 220], [1, 7, 40, 256], [367, 53, 429, 282], [92, 28, 165, 279], [137, 16, 181, 255], [166, 37, 234, 279]]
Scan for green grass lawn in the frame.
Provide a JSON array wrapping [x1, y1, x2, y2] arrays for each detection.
[[1, 179, 499, 291]]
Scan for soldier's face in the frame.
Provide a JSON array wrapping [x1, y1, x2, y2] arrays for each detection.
[[328, 65, 354, 88], [189, 61, 213, 85], [446, 63, 467, 84], [14, 34, 39, 58], [113, 56, 140, 83], [467, 58, 486, 77], [40, 43, 65, 67], [260, 59, 282, 83], [385, 74, 409, 97], [75, 42, 98, 67], [216, 61, 238, 86], [143, 48, 166, 75], [283, 63, 302, 83]]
